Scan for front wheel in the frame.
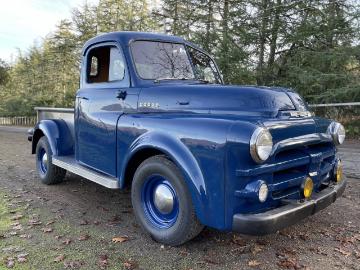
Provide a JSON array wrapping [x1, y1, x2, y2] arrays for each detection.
[[35, 136, 66, 185], [131, 155, 203, 246]]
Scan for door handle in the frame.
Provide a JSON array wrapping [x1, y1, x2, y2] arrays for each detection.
[[77, 96, 89, 100], [177, 101, 189, 105], [116, 90, 127, 100]]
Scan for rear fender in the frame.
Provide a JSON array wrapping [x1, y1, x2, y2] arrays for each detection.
[[32, 119, 74, 156]]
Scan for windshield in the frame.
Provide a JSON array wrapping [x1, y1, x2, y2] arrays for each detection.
[[131, 41, 194, 80], [130, 40, 221, 83]]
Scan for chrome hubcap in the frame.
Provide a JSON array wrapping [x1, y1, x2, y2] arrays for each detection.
[[42, 153, 48, 170], [153, 184, 174, 214]]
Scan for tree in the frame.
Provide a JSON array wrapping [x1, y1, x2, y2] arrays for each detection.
[[97, 0, 158, 32], [0, 59, 9, 86], [1, 0, 360, 117]]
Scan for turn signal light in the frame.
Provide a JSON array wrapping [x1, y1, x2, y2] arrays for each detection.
[[335, 161, 343, 183], [303, 177, 313, 199]]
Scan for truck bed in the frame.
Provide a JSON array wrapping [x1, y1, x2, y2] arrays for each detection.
[[35, 107, 75, 139], [35, 107, 120, 189]]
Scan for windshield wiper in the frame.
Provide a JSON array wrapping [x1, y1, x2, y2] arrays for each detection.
[[154, 77, 192, 83], [195, 79, 211, 84]]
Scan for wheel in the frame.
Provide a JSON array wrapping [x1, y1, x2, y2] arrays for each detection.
[[131, 155, 204, 246], [35, 136, 66, 185]]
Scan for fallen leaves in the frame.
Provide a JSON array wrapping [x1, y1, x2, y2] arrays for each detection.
[[63, 260, 84, 269], [277, 258, 298, 269], [231, 235, 252, 253], [54, 255, 65, 263], [10, 214, 23, 221], [79, 219, 89, 226], [28, 218, 42, 226], [276, 247, 307, 269], [12, 224, 22, 231], [62, 238, 72, 245], [123, 261, 133, 269], [298, 232, 309, 241], [251, 244, 264, 255], [248, 260, 261, 267], [107, 215, 121, 226], [232, 235, 247, 246], [46, 220, 55, 226], [123, 259, 138, 270], [5, 257, 15, 268], [78, 234, 90, 241], [112, 236, 129, 243], [334, 247, 351, 257], [98, 254, 109, 269], [203, 256, 219, 265], [309, 247, 328, 256], [42, 227, 53, 233], [4, 254, 28, 268], [17, 253, 28, 263]]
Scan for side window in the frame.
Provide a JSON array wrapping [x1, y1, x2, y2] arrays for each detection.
[[109, 47, 125, 81], [187, 46, 221, 84], [89, 56, 98, 76], [87, 46, 125, 83]]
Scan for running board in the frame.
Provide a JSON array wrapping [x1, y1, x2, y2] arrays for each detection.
[[52, 155, 120, 189]]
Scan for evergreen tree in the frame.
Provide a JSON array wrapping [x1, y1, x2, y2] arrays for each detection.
[[0, 59, 9, 86], [0, 0, 359, 117]]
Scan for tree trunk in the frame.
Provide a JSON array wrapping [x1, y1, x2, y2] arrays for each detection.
[[267, 0, 282, 72], [256, 0, 269, 85], [205, 0, 213, 52], [173, 1, 179, 35], [221, 0, 230, 83]]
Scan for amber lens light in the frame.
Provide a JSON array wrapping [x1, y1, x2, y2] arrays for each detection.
[[336, 162, 343, 183], [303, 177, 313, 199]]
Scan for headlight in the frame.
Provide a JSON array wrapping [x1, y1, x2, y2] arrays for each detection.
[[327, 122, 346, 145], [250, 127, 273, 163]]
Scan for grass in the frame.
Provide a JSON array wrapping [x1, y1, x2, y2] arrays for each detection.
[[0, 190, 138, 269]]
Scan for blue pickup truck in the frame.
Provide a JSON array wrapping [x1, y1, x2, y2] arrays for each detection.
[[28, 31, 346, 246]]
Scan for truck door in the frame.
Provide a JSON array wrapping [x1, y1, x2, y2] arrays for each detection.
[[75, 42, 135, 177]]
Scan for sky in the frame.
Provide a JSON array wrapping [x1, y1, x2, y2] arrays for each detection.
[[0, 0, 99, 63]]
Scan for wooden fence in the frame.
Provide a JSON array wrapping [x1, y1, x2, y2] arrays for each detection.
[[0, 116, 37, 126]]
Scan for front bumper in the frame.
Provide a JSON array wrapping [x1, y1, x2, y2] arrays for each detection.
[[232, 178, 346, 235]]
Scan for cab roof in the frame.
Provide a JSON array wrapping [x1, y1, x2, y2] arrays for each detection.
[[82, 31, 187, 55]]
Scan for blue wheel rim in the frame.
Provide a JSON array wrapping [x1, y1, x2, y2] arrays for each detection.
[[141, 175, 179, 229], [37, 147, 48, 175]]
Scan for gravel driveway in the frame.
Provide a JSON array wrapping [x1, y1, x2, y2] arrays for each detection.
[[0, 127, 359, 270]]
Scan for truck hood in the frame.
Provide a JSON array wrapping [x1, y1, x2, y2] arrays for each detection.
[[138, 84, 306, 118]]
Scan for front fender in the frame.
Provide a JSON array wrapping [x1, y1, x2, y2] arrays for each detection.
[[120, 131, 208, 225], [32, 119, 74, 156]]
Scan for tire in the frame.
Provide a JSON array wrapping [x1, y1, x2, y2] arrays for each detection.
[[131, 155, 204, 246], [35, 136, 66, 185]]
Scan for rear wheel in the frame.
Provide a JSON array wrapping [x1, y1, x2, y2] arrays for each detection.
[[131, 155, 203, 246], [35, 136, 66, 185]]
